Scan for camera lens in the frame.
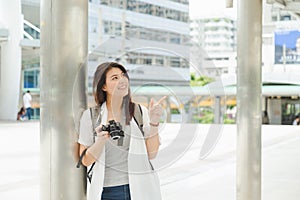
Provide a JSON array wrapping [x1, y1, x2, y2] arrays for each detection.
[[110, 130, 120, 140]]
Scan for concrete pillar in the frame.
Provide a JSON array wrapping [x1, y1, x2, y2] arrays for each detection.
[[262, 97, 268, 111], [236, 0, 262, 200], [186, 101, 193, 123], [0, 0, 23, 120], [214, 96, 221, 124], [268, 98, 281, 124], [40, 0, 88, 199], [166, 96, 171, 123]]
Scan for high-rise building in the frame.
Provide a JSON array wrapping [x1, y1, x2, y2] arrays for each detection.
[[88, 0, 190, 86], [190, 16, 237, 77]]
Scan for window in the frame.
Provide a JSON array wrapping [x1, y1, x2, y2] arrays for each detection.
[[170, 57, 180, 68], [89, 17, 98, 33], [280, 15, 291, 21], [155, 57, 164, 66], [0, 46, 1, 85], [169, 33, 181, 44], [24, 70, 40, 88], [143, 58, 152, 65], [125, 1, 189, 22]]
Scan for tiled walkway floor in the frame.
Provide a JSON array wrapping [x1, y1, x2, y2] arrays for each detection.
[[1, 121, 300, 200]]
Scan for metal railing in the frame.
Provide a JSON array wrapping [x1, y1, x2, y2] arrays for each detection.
[[23, 19, 40, 39]]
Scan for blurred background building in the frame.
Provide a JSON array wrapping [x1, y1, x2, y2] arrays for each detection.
[[87, 0, 190, 87], [190, 16, 237, 76], [0, 0, 300, 124], [3, 0, 190, 120], [188, 1, 300, 125]]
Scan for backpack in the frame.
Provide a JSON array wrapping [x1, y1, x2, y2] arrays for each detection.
[[76, 103, 144, 183]]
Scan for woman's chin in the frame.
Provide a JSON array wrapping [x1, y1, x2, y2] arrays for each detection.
[[113, 91, 128, 98]]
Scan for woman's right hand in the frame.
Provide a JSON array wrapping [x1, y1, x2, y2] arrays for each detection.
[[80, 125, 109, 166], [95, 125, 110, 140]]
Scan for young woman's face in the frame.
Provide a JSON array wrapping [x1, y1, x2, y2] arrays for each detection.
[[102, 67, 129, 98]]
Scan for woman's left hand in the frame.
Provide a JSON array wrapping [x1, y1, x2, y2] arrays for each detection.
[[149, 96, 166, 124]]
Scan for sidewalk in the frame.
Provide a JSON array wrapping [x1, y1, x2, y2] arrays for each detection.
[[0, 121, 300, 199], [158, 124, 300, 200], [0, 121, 39, 200]]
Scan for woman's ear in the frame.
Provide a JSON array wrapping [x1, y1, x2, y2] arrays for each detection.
[[102, 84, 107, 91]]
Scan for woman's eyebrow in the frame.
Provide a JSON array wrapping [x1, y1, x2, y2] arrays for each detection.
[[109, 73, 122, 78]]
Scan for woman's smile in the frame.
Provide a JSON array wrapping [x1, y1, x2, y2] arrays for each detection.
[[118, 83, 127, 90]]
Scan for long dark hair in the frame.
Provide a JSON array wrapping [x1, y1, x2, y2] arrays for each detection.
[[93, 62, 134, 124]]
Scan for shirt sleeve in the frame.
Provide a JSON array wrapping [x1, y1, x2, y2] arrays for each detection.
[[78, 109, 94, 147]]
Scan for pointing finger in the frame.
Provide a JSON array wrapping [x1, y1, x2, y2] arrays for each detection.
[[155, 96, 167, 105], [149, 98, 154, 108]]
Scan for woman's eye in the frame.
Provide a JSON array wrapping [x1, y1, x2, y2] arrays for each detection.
[[112, 76, 118, 80]]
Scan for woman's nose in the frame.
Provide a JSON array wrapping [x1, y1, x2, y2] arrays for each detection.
[[120, 73, 126, 80], [119, 76, 126, 83]]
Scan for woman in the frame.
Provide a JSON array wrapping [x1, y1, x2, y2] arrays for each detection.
[[78, 62, 165, 200], [292, 115, 300, 125], [17, 107, 26, 120]]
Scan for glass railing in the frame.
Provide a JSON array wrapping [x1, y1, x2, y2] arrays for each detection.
[[23, 19, 40, 39]]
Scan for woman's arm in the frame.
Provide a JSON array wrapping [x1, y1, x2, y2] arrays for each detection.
[[79, 126, 109, 167], [145, 125, 160, 160], [144, 96, 166, 160], [79, 144, 96, 167]]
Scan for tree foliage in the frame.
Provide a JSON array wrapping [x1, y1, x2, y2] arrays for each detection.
[[190, 73, 214, 86]]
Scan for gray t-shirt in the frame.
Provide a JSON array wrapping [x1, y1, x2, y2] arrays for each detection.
[[103, 121, 131, 187]]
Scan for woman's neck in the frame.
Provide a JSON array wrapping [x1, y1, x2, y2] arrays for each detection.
[[106, 95, 123, 121]]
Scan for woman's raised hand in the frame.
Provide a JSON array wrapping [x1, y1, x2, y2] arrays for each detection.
[[149, 96, 166, 124]]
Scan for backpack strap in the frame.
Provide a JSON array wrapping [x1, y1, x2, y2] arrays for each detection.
[[133, 103, 154, 170], [76, 148, 87, 168], [76, 106, 100, 171], [90, 105, 101, 142], [133, 103, 144, 136], [86, 105, 100, 182]]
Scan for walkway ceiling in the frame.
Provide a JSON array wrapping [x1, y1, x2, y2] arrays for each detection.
[[269, 0, 300, 17]]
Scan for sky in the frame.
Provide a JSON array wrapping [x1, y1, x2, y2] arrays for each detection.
[[189, 0, 237, 19]]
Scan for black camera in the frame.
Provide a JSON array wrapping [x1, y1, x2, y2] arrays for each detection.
[[101, 120, 124, 140]]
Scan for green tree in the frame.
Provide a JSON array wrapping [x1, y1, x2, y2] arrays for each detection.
[[190, 73, 214, 86]]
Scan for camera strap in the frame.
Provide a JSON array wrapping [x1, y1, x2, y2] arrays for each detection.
[[86, 105, 101, 182], [133, 103, 144, 136], [90, 106, 101, 143], [76, 106, 100, 183]]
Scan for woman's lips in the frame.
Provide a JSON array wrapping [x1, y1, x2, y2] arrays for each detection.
[[118, 84, 127, 90]]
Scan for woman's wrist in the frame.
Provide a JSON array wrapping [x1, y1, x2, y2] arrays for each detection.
[[149, 122, 159, 127]]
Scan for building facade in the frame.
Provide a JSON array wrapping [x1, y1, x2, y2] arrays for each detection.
[[87, 0, 190, 87], [262, 3, 300, 124], [188, 2, 300, 125], [190, 16, 237, 77]]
